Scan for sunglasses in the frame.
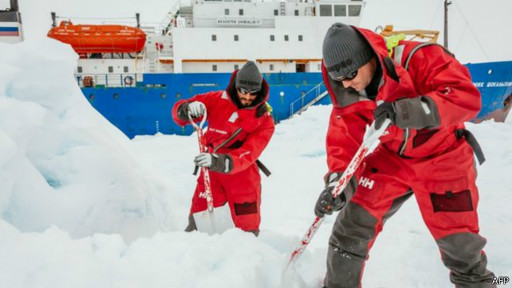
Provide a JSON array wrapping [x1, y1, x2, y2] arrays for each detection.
[[335, 69, 358, 81], [237, 87, 259, 96]]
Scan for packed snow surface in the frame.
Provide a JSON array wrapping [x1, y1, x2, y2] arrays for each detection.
[[1, 39, 511, 288]]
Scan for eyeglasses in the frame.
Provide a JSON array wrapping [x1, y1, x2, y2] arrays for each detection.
[[335, 69, 358, 81], [237, 87, 259, 96]]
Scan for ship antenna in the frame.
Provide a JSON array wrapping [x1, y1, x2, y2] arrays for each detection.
[[51, 12, 57, 28]]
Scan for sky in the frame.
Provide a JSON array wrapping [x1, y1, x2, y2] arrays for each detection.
[[4, 0, 512, 63], [1, 37, 512, 287]]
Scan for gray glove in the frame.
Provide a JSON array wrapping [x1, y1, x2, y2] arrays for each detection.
[[374, 96, 440, 130], [314, 172, 357, 217], [188, 101, 206, 118], [194, 153, 233, 173]]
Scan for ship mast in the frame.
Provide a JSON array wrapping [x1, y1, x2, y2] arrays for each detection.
[[443, 0, 451, 48]]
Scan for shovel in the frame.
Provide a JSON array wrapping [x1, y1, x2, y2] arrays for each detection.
[[188, 107, 235, 235]]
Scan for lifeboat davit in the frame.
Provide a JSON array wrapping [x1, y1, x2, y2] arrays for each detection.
[[47, 21, 146, 54]]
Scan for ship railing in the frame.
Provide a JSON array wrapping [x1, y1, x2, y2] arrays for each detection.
[[75, 73, 142, 88], [289, 82, 328, 119]]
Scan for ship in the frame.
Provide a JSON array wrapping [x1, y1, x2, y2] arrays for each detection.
[[46, 0, 511, 139], [0, 0, 24, 43]]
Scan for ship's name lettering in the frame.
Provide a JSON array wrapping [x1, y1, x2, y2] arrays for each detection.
[[217, 18, 262, 26], [486, 82, 512, 88], [218, 19, 237, 24]]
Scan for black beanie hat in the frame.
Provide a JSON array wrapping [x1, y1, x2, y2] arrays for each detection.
[[236, 61, 263, 91], [322, 23, 373, 80]]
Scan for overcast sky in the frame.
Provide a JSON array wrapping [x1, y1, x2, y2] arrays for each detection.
[[7, 0, 512, 63]]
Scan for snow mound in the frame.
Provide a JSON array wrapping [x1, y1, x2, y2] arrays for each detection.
[[0, 39, 180, 241]]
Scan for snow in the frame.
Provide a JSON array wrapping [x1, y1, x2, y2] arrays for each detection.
[[1, 33, 512, 288]]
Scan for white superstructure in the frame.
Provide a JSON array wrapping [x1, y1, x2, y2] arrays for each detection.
[[0, 0, 24, 44], [76, 0, 364, 85]]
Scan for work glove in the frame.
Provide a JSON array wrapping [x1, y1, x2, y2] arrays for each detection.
[[194, 153, 233, 173], [187, 101, 206, 118], [374, 97, 440, 130], [315, 172, 348, 217]]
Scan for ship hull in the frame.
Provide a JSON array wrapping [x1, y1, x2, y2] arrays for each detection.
[[81, 62, 512, 139]]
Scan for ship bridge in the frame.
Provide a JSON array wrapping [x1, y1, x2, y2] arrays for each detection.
[[166, 0, 365, 73]]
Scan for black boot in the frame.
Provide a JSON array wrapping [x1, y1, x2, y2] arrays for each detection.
[[184, 214, 197, 232]]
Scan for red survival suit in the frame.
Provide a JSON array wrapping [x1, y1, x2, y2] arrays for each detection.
[[322, 27, 495, 287], [172, 71, 274, 232]]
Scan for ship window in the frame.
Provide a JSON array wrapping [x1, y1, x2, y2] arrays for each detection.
[[295, 10, 299, 16], [77, 66, 83, 73], [108, 66, 114, 73], [212, 65, 217, 71], [284, 35, 289, 41], [274, 9, 278, 16], [334, 5, 347, 16], [348, 5, 362, 16], [225, 9, 229, 15], [234, 64, 239, 70], [270, 35, 275, 41], [270, 64, 274, 71], [298, 35, 303, 41], [319, 5, 332, 16], [212, 34, 217, 41], [234, 35, 239, 41], [123, 66, 129, 73], [239, 9, 244, 16]]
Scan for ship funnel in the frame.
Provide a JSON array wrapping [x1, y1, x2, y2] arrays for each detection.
[[10, 0, 19, 11]]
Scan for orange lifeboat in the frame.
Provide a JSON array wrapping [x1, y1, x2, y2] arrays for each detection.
[[47, 21, 146, 54]]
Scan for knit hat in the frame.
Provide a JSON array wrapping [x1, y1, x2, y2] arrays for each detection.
[[236, 61, 263, 92], [322, 23, 373, 80]]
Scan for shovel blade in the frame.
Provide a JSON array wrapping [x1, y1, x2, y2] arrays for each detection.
[[192, 204, 234, 235]]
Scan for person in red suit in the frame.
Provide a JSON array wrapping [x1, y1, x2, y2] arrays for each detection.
[[172, 61, 274, 235], [315, 23, 495, 287]]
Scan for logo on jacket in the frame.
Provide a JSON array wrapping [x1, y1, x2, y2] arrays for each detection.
[[199, 191, 207, 199], [229, 112, 239, 123], [239, 151, 250, 158], [359, 176, 375, 190], [210, 127, 228, 135]]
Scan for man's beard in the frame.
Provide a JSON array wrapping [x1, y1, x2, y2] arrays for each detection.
[[241, 100, 253, 106]]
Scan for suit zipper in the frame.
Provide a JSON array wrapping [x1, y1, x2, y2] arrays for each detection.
[[398, 128, 409, 156], [213, 128, 243, 153]]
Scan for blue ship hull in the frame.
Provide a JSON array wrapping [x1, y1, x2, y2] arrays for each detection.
[[82, 61, 512, 139]]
